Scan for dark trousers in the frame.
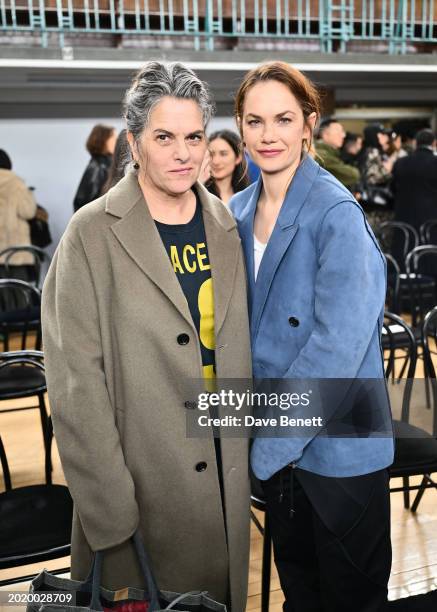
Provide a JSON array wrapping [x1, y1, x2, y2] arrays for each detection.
[[263, 466, 392, 612]]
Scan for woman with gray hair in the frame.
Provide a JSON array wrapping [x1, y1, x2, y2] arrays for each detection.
[[42, 61, 252, 610]]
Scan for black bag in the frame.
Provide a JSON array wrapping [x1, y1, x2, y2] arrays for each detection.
[[29, 205, 52, 248], [27, 531, 227, 612]]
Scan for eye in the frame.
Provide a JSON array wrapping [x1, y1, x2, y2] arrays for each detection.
[[247, 119, 260, 126], [187, 134, 203, 143], [279, 117, 292, 124], [157, 134, 170, 142]]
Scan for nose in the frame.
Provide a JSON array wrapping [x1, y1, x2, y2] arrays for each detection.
[[174, 138, 190, 162], [261, 122, 278, 143]]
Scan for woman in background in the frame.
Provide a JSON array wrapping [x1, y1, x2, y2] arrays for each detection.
[[73, 124, 117, 212], [101, 129, 128, 193], [0, 149, 36, 280], [205, 129, 248, 204]]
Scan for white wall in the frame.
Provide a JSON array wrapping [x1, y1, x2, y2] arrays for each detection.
[[0, 116, 236, 254]]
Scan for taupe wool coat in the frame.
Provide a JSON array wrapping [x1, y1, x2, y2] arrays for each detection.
[[42, 172, 252, 611]]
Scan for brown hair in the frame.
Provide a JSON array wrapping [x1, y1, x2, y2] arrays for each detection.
[[234, 61, 321, 155], [86, 124, 115, 157]]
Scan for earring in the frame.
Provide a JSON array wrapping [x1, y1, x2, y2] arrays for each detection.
[[133, 161, 139, 170]]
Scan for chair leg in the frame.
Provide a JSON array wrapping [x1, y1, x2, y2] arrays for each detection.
[[402, 477, 410, 509], [38, 394, 51, 474], [411, 475, 428, 513], [261, 512, 272, 612]]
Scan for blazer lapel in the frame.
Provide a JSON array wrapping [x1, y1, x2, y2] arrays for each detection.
[[237, 178, 263, 314], [251, 155, 320, 339], [107, 172, 194, 330]]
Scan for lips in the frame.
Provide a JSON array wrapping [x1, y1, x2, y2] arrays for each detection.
[[169, 167, 193, 175], [257, 149, 284, 157]]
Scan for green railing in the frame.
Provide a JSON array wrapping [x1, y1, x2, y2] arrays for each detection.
[[0, 0, 436, 53]]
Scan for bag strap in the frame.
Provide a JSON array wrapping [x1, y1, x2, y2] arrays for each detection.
[[165, 591, 209, 610], [88, 531, 161, 612]]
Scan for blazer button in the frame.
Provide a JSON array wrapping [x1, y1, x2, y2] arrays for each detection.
[[184, 400, 197, 410], [195, 462, 207, 472], [177, 333, 190, 345], [288, 316, 300, 327]]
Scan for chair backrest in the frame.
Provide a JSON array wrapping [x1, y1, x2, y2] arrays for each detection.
[[405, 246, 437, 327], [379, 221, 419, 271], [422, 307, 437, 437], [0, 246, 51, 289], [0, 351, 52, 485], [385, 253, 400, 314], [0, 279, 42, 351], [0, 436, 12, 492], [382, 311, 417, 424], [419, 219, 437, 245]]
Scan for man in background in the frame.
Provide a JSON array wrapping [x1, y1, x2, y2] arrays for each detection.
[[392, 128, 437, 233], [316, 118, 361, 191]]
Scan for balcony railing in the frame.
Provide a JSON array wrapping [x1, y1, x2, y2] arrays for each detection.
[[0, 0, 436, 53]]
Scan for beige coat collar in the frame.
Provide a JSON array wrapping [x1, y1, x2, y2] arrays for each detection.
[[106, 171, 240, 336]]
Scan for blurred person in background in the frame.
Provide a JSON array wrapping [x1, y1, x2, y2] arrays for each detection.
[[386, 131, 408, 166], [0, 149, 37, 280], [359, 123, 395, 234], [315, 118, 360, 191], [205, 129, 249, 204], [101, 129, 129, 193], [73, 124, 117, 212], [340, 132, 363, 167], [392, 128, 437, 233]]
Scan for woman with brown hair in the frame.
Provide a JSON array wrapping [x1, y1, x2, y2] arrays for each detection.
[[230, 62, 393, 611], [204, 129, 248, 205], [73, 124, 117, 212]]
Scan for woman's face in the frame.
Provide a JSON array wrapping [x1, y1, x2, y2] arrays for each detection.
[[129, 96, 207, 197], [241, 80, 315, 175], [377, 132, 390, 151], [209, 137, 241, 181]]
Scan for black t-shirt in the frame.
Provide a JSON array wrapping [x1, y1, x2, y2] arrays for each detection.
[[155, 192, 216, 381], [155, 192, 226, 516]]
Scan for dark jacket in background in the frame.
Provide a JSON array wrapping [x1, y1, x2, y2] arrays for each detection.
[[392, 147, 437, 232], [73, 154, 112, 212]]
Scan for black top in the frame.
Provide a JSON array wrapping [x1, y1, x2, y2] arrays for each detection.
[[155, 192, 216, 380]]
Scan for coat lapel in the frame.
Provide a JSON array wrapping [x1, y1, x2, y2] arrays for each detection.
[[106, 172, 240, 338], [251, 155, 320, 339], [197, 183, 241, 337], [107, 172, 194, 330]]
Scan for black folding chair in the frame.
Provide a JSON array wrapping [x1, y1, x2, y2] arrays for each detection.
[[0, 246, 51, 289], [384, 311, 437, 512], [379, 221, 419, 273], [420, 219, 437, 245], [0, 279, 41, 352], [0, 400, 72, 580]]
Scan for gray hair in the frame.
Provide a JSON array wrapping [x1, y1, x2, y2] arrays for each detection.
[[123, 61, 214, 144]]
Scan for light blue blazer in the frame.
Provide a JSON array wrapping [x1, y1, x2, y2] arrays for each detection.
[[230, 155, 394, 480]]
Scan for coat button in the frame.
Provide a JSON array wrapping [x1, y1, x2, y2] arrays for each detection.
[[195, 462, 207, 472], [184, 401, 197, 409], [288, 316, 299, 327], [177, 333, 190, 345]]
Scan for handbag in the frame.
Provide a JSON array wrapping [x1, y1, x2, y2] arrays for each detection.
[[27, 531, 227, 612]]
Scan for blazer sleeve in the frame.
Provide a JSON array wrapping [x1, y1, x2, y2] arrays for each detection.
[[285, 200, 386, 380], [41, 230, 140, 552]]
